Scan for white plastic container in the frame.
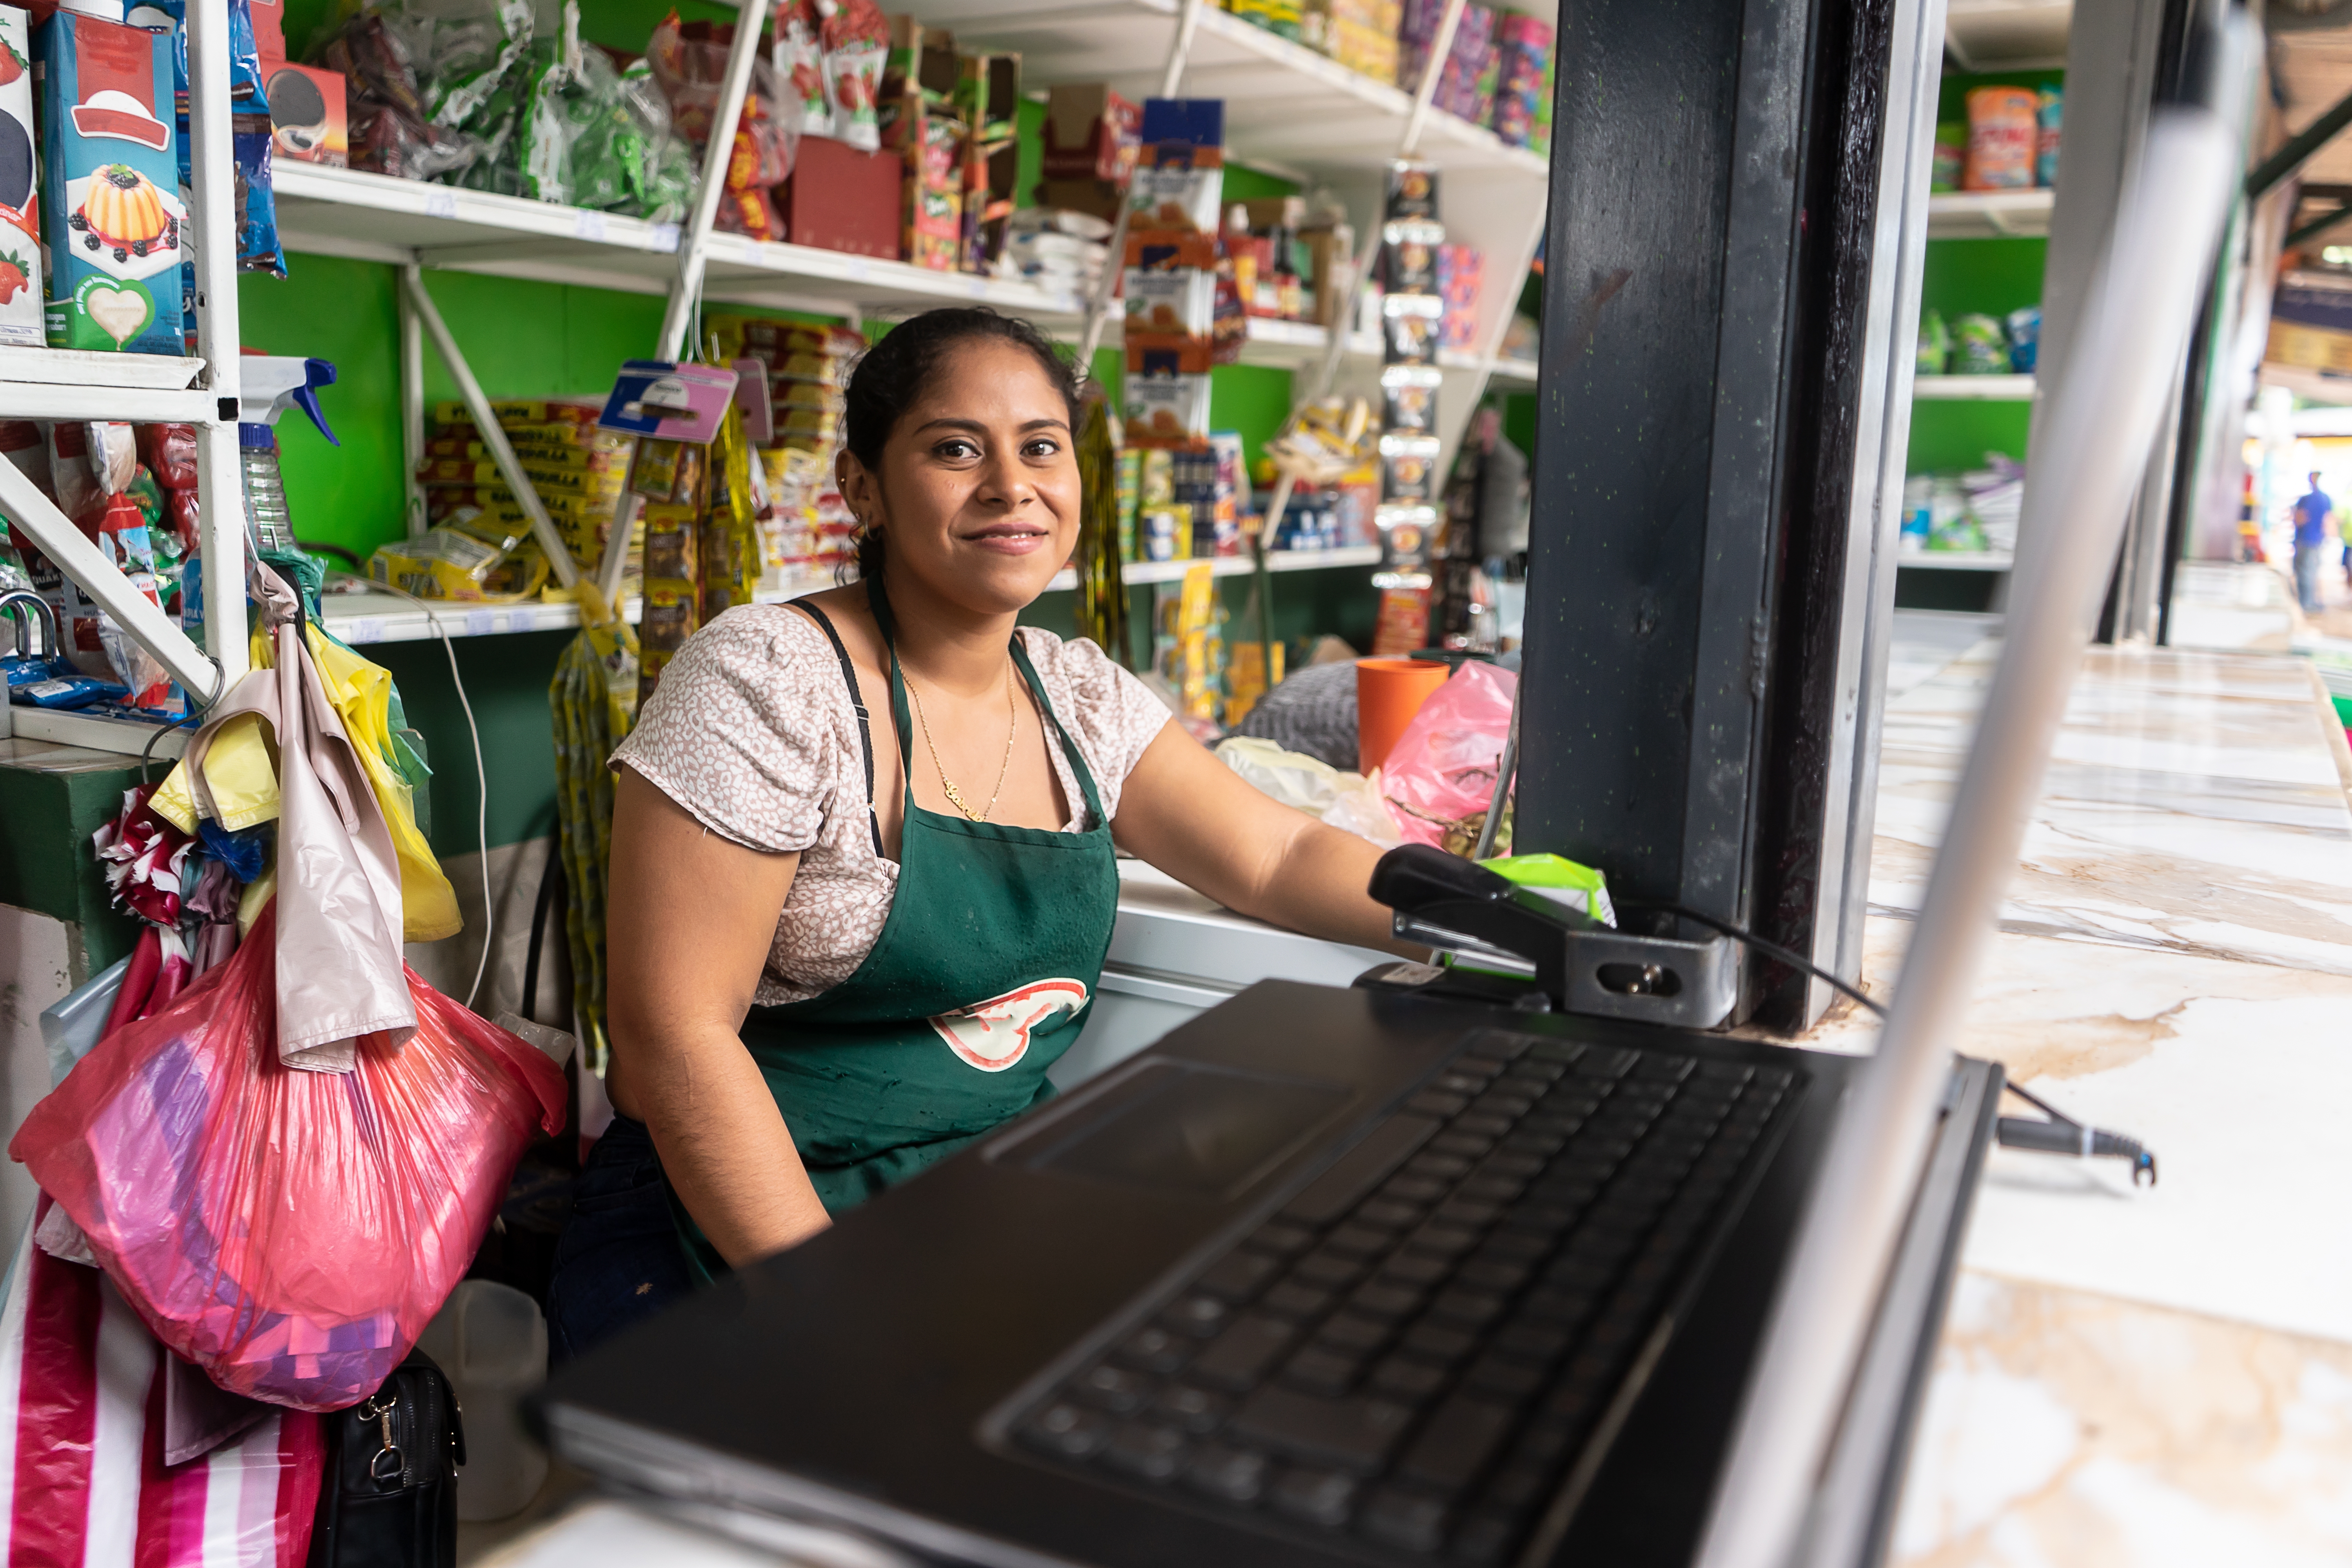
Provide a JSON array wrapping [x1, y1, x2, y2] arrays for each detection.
[[416, 1279, 548, 1521]]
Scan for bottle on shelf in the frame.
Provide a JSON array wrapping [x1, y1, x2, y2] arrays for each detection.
[[236, 357, 338, 553]]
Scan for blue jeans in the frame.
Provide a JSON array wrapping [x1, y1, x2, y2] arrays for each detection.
[[2297, 544, 2328, 613], [544, 1116, 698, 1365]]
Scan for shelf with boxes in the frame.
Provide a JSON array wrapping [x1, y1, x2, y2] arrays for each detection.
[[272, 163, 1093, 320], [318, 545, 1387, 644]]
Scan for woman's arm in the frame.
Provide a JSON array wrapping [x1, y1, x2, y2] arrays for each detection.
[[604, 768, 833, 1265], [1112, 723, 1406, 953]]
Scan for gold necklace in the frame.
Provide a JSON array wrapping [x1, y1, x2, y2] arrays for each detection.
[[905, 659, 1019, 822]]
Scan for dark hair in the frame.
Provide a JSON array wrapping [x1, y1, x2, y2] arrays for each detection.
[[840, 307, 1084, 584]]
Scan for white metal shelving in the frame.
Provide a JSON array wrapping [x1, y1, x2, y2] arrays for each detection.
[[0, 0, 247, 759], [274, 163, 1091, 321], [318, 545, 1387, 644], [1925, 188, 2054, 239], [1945, 0, 2071, 72], [1912, 373, 2035, 399], [1895, 549, 2014, 572]]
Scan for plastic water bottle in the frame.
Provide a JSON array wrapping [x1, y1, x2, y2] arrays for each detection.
[[416, 1279, 550, 1520]]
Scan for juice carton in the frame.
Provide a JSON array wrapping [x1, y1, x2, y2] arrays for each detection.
[[0, 8, 41, 346], [37, 11, 184, 354]]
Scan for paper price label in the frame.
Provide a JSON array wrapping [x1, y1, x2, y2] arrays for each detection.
[[465, 610, 495, 636], [574, 211, 607, 242], [650, 223, 681, 252], [350, 618, 385, 644], [425, 191, 457, 220]]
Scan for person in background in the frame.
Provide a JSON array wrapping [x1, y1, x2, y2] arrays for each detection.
[[2293, 470, 2335, 614]]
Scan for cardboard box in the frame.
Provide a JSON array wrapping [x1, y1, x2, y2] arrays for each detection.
[[0, 8, 43, 347], [1303, 224, 1355, 327], [1034, 176, 1122, 221], [37, 11, 184, 354], [1041, 83, 1138, 183], [954, 52, 1019, 143], [249, 0, 286, 61], [780, 134, 899, 260], [265, 61, 347, 167]]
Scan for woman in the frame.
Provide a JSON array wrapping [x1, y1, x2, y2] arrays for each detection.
[[546, 307, 1403, 1361]]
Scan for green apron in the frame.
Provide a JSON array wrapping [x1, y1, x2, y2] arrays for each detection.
[[671, 580, 1120, 1280]]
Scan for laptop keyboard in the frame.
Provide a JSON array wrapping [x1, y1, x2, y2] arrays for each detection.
[[1005, 1029, 1797, 1564]]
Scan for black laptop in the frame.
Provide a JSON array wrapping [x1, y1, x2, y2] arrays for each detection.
[[535, 874, 1973, 1568]]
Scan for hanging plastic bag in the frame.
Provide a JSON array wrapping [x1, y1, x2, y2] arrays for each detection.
[[1380, 661, 1517, 855], [151, 589, 462, 947], [0, 1204, 328, 1559], [12, 902, 567, 1412]]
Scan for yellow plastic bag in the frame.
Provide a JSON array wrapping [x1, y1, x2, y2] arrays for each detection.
[[154, 621, 460, 944], [301, 625, 460, 943]]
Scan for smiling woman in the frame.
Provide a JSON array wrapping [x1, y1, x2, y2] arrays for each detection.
[[543, 307, 1411, 1363]]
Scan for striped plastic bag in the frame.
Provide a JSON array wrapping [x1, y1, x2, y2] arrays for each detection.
[[0, 1204, 325, 1566]]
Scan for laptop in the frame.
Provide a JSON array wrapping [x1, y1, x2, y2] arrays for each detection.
[[535, 96, 2238, 1568]]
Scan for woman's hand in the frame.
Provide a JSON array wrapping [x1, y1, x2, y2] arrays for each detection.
[[1112, 723, 1408, 954], [606, 768, 833, 1265]]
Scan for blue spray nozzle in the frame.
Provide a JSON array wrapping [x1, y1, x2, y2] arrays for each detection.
[[237, 356, 339, 446]]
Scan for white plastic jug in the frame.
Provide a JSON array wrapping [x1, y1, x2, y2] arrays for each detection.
[[417, 1279, 548, 1521]]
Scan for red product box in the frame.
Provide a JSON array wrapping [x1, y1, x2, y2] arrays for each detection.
[[1042, 83, 1139, 183], [781, 136, 901, 260], [265, 62, 347, 167]]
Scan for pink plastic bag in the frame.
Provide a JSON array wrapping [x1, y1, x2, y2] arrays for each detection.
[[1381, 661, 1517, 853], [11, 903, 567, 1412]]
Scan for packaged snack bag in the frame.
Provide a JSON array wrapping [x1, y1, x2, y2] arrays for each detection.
[[1962, 85, 2035, 191], [818, 0, 887, 152], [0, 7, 42, 347], [2035, 85, 2062, 187]]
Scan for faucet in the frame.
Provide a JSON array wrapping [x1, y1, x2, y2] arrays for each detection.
[[0, 589, 57, 664]]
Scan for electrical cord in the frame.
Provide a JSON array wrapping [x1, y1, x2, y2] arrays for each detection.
[[327, 572, 494, 1012], [1618, 898, 2157, 1186]]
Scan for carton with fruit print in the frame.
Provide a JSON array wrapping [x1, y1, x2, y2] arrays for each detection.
[[34, 11, 184, 355], [0, 7, 42, 347]]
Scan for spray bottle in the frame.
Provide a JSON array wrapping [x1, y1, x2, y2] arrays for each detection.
[[236, 356, 338, 553]]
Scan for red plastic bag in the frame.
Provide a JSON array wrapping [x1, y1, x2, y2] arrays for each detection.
[[11, 903, 566, 1412], [1381, 661, 1518, 853]]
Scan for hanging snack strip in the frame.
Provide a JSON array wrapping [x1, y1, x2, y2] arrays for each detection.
[[1371, 158, 1443, 653], [1122, 98, 1223, 452]]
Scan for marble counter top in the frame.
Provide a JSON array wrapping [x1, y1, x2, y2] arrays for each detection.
[[1823, 612, 2352, 1565]]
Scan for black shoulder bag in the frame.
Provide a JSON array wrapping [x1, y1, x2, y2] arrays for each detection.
[[307, 1348, 466, 1568]]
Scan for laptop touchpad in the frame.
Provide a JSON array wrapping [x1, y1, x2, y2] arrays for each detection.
[[1009, 1062, 1352, 1198]]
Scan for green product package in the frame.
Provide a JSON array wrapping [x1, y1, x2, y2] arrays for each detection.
[[1480, 853, 1615, 926], [1916, 307, 1948, 376], [1951, 312, 2008, 375], [1931, 122, 1965, 192]]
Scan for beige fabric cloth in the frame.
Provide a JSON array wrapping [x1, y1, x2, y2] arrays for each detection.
[[612, 603, 1171, 1005], [179, 566, 412, 1071]]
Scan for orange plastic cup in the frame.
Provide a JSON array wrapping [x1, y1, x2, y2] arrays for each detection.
[[1357, 658, 1450, 775]]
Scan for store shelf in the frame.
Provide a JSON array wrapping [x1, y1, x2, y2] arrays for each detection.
[[1481, 355, 1539, 387], [1075, 545, 1385, 588], [1926, 188, 2054, 239], [1945, 0, 2071, 71], [318, 548, 1386, 642], [274, 163, 1088, 319], [1914, 373, 2036, 400], [1896, 550, 2013, 572], [0, 346, 215, 423], [8, 705, 190, 759], [910, 0, 1547, 178]]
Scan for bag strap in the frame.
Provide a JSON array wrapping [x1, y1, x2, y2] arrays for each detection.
[[788, 601, 884, 858]]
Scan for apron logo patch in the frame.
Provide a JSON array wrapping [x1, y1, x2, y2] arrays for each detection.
[[929, 978, 1091, 1073]]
